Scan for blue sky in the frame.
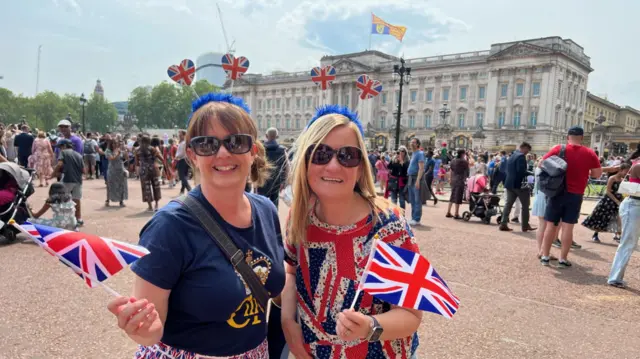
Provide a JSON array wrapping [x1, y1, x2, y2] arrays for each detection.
[[1, 0, 638, 108]]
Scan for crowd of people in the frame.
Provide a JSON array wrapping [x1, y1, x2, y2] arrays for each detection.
[[0, 119, 197, 229], [368, 130, 640, 283]]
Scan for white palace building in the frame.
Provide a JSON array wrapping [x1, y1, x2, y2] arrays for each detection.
[[230, 36, 592, 153]]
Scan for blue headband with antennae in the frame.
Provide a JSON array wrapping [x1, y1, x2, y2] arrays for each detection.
[[307, 104, 364, 136], [187, 92, 251, 126]]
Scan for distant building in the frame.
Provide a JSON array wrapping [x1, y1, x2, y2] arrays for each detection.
[[196, 52, 226, 87], [232, 36, 594, 153], [586, 92, 640, 156], [94, 79, 104, 98]]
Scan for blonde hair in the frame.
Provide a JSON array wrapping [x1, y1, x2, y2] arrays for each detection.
[[287, 114, 389, 246], [186, 101, 272, 187], [37, 131, 46, 139]]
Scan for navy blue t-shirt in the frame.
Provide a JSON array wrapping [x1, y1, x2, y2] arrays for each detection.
[[130, 187, 285, 356]]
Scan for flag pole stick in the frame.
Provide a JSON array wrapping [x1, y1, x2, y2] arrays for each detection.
[[349, 288, 362, 310], [11, 222, 122, 297], [229, 79, 235, 95]]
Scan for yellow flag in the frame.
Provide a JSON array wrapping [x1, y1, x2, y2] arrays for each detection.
[[371, 13, 407, 42]]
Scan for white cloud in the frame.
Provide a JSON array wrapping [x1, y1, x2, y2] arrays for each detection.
[[277, 0, 470, 41], [52, 0, 82, 16], [140, 0, 193, 14]]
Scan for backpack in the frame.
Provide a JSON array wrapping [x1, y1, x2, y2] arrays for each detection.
[[538, 145, 567, 198], [83, 140, 96, 154]]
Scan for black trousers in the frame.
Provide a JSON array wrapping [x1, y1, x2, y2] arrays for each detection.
[[176, 159, 192, 193]]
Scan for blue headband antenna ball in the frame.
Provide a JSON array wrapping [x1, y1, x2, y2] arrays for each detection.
[[307, 104, 364, 136], [187, 93, 251, 127]]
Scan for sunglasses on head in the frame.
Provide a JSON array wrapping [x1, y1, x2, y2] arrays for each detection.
[[305, 144, 363, 168], [189, 134, 253, 156]]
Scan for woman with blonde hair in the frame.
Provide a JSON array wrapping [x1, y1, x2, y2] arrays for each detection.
[[107, 93, 285, 358], [281, 105, 422, 358]]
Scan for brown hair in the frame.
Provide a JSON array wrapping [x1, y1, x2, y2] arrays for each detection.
[[37, 131, 46, 139], [186, 102, 272, 186]]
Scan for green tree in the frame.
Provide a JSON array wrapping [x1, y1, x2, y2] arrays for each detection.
[[128, 86, 152, 129], [85, 93, 118, 133], [31, 91, 68, 131]]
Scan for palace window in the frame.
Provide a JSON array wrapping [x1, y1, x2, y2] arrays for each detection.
[[285, 118, 291, 129], [409, 90, 416, 103], [532, 82, 541, 97], [379, 116, 386, 128], [295, 118, 301, 129], [409, 115, 416, 128], [258, 100, 262, 110], [478, 86, 486, 100], [442, 88, 450, 101], [267, 99, 272, 109], [459, 87, 467, 101], [266, 117, 272, 128], [424, 114, 432, 128], [343, 95, 350, 107], [381, 93, 387, 105], [500, 84, 508, 98], [516, 83, 524, 97], [276, 99, 281, 109], [513, 111, 521, 127], [296, 97, 301, 109], [395, 91, 400, 104], [307, 97, 312, 108], [426, 89, 433, 102], [458, 114, 465, 128], [530, 110, 538, 127], [286, 98, 290, 109], [476, 112, 484, 127], [498, 111, 505, 127]]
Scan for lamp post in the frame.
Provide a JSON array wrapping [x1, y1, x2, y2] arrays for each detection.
[[79, 93, 87, 132], [392, 58, 411, 150]]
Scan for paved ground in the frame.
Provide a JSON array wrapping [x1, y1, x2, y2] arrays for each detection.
[[0, 179, 638, 358]]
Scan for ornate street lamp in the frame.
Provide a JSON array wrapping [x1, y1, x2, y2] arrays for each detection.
[[392, 58, 411, 150], [435, 103, 453, 148], [79, 93, 87, 131]]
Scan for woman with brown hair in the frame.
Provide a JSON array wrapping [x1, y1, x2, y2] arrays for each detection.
[[104, 138, 128, 207], [135, 134, 165, 212], [107, 93, 284, 359]]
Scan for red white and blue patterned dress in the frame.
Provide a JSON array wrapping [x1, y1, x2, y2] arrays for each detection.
[[285, 205, 420, 359]]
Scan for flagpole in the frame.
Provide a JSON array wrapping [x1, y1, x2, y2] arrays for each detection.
[[11, 221, 122, 297], [349, 288, 362, 310]]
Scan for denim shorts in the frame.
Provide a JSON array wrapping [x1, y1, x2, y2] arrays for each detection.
[[544, 191, 583, 225]]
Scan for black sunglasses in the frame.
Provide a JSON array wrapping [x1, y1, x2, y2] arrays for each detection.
[[189, 134, 253, 156], [305, 144, 363, 168]]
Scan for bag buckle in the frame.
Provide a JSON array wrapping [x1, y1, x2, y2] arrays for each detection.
[[230, 250, 244, 267]]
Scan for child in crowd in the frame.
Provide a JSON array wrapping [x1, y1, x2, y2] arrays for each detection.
[[28, 182, 77, 230]]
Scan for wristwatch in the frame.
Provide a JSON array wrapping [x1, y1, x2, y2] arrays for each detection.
[[365, 316, 384, 342]]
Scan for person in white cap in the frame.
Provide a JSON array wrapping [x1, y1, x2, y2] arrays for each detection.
[[56, 119, 84, 155]]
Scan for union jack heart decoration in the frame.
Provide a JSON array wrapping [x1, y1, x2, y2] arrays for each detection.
[[167, 59, 196, 86], [310, 65, 337, 91], [355, 74, 383, 100], [221, 54, 250, 81]]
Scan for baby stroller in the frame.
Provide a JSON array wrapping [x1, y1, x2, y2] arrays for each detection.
[[462, 192, 503, 225], [0, 162, 35, 242]]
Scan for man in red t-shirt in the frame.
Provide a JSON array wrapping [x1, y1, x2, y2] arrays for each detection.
[[539, 126, 602, 267]]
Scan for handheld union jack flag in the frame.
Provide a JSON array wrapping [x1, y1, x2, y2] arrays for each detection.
[[359, 241, 460, 319], [355, 74, 383, 100], [221, 54, 250, 80], [167, 59, 196, 86], [21, 222, 149, 288], [310, 65, 336, 91]]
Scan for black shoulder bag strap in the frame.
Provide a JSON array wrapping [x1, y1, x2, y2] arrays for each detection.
[[559, 144, 566, 160], [174, 193, 270, 310]]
